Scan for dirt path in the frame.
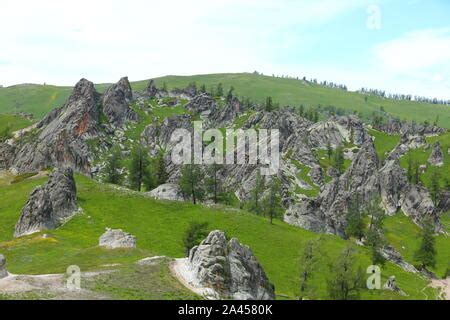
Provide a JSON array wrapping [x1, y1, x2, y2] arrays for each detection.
[[0, 272, 111, 300], [430, 278, 450, 300]]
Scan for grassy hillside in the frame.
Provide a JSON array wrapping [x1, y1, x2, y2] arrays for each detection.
[[1, 73, 449, 128], [0, 173, 439, 300], [0, 114, 33, 139]]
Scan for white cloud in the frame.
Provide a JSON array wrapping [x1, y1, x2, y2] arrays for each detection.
[[0, 0, 367, 86], [374, 28, 450, 73]]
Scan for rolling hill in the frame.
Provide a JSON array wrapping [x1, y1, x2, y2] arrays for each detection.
[[1, 73, 449, 129]]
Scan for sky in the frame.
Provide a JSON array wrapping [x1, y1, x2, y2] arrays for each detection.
[[0, 0, 449, 99]]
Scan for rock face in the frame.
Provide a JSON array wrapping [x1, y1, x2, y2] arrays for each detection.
[[428, 141, 444, 167], [0, 254, 7, 279], [14, 168, 78, 238], [102, 77, 137, 127], [148, 183, 184, 201], [146, 79, 158, 98], [11, 79, 101, 174], [99, 228, 136, 249], [188, 231, 275, 300]]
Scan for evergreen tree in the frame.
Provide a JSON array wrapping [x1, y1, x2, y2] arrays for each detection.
[[263, 177, 283, 224], [414, 217, 437, 270], [179, 164, 205, 204], [327, 247, 365, 300], [265, 96, 274, 112], [345, 195, 365, 241], [333, 145, 345, 175], [430, 169, 441, 205], [248, 170, 266, 215], [155, 150, 168, 185], [129, 144, 149, 191], [365, 198, 386, 266], [104, 147, 122, 185], [142, 159, 157, 192], [299, 104, 304, 117], [206, 163, 222, 204], [299, 239, 319, 299], [200, 84, 207, 93]]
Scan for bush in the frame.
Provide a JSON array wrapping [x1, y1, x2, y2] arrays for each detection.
[[182, 222, 209, 256]]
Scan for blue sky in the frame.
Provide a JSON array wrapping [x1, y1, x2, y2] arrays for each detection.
[[0, 0, 449, 99]]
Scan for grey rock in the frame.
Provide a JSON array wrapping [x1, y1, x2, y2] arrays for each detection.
[[148, 183, 184, 201], [14, 168, 78, 238], [309, 165, 324, 186], [0, 254, 7, 279], [102, 77, 138, 127], [383, 276, 407, 296], [0, 143, 15, 169], [146, 79, 158, 98], [99, 228, 136, 249], [11, 78, 101, 174], [400, 184, 440, 230], [379, 160, 408, 215], [188, 230, 275, 300], [428, 141, 444, 167]]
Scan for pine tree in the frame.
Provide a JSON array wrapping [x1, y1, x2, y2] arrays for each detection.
[[345, 195, 365, 241], [129, 144, 149, 191], [333, 145, 345, 175], [104, 147, 122, 185], [142, 159, 157, 191], [414, 217, 437, 270], [179, 164, 205, 204], [430, 169, 441, 205], [365, 198, 386, 266], [265, 96, 273, 112], [155, 150, 168, 185], [249, 170, 266, 215], [263, 177, 283, 224], [299, 240, 319, 299], [206, 163, 222, 204], [327, 247, 365, 300], [226, 86, 234, 103]]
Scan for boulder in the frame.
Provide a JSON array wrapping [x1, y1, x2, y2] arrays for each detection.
[[0, 254, 7, 279], [102, 77, 138, 127], [428, 141, 444, 167], [188, 231, 275, 300], [14, 168, 78, 238], [99, 228, 136, 249], [383, 276, 407, 296], [148, 183, 184, 201]]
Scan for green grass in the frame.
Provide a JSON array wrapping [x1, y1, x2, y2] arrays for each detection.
[[0, 84, 72, 118], [0, 174, 438, 300], [368, 129, 401, 160], [0, 114, 33, 139], [385, 213, 450, 278], [1, 73, 449, 128]]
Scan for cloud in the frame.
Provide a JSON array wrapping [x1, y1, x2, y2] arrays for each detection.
[[0, 0, 367, 86], [373, 28, 450, 73]]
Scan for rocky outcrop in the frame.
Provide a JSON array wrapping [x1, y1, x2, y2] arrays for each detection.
[[428, 141, 444, 167], [379, 160, 408, 214], [387, 134, 426, 161], [188, 231, 275, 300], [185, 94, 217, 115], [383, 276, 407, 296], [11, 79, 101, 174], [146, 79, 158, 98], [0, 254, 7, 279], [148, 183, 184, 201], [102, 77, 137, 127], [375, 117, 445, 136], [99, 228, 136, 249], [0, 143, 15, 169], [400, 184, 439, 229], [14, 168, 78, 238]]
